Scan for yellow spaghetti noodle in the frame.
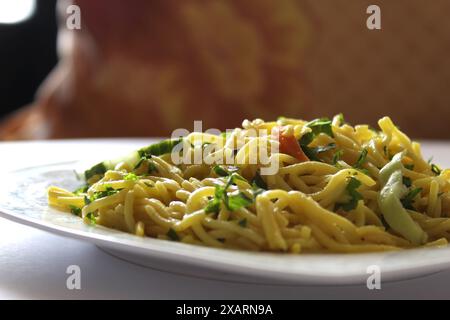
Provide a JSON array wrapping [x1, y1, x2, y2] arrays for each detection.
[[47, 115, 450, 253]]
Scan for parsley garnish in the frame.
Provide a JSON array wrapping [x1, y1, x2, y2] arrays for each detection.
[[69, 205, 82, 217], [238, 218, 248, 228], [90, 186, 121, 202], [299, 118, 335, 162], [85, 212, 96, 225], [337, 113, 346, 126], [251, 171, 267, 190], [335, 177, 363, 211], [404, 164, 414, 171], [84, 162, 107, 180], [205, 173, 253, 214], [134, 157, 157, 174], [167, 228, 180, 241], [402, 176, 412, 188], [431, 164, 442, 175], [124, 173, 139, 181], [73, 185, 88, 195], [401, 187, 422, 210], [354, 148, 368, 169], [332, 150, 343, 165]]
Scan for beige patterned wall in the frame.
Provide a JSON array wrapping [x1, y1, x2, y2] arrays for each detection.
[[0, 0, 449, 140], [301, 0, 450, 138]]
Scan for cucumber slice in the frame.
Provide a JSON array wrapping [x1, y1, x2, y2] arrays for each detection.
[[138, 138, 183, 158], [84, 138, 184, 181], [84, 151, 140, 181]]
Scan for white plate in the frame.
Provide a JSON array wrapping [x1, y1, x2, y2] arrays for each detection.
[[1, 152, 450, 286]]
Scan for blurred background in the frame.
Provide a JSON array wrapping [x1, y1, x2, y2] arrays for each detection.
[[0, 0, 57, 123], [0, 0, 449, 140]]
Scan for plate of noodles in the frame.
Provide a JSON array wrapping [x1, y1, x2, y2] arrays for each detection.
[[1, 115, 450, 285]]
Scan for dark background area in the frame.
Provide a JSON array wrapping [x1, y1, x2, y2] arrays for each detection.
[[0, 0, 58, 120]]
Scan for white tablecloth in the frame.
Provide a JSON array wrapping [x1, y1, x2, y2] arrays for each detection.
[[1, 139, 450, 299]]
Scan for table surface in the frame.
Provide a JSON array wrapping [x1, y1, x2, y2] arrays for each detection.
[[1, 139, 450, 300]]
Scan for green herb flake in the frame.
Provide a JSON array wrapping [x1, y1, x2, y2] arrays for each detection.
[[226, 192, 253, 211], [124, 173, 139, 181], [404, 164, 414, 171], [305, 118, 334, 138], [213, 165, 230, 177], [354, 148, 368, 169], [90, 186, 121, 202], [73, 185, 88, 195], [298, 118, 335, 162], [337, 113, 345, 126], [335, 177, 363, 212], [252, 171, 267, 190], [238, 218, 248, 228], [167, 228, 180, 241], [84, 162, 107, 181], [431, 164, 442, 175], [401, 187, 423, 210], [402, 176, 412, 188], [205, 174, 253, 214], [85, 212, 96, 225], [69, 205, 82, 217], [332, 150, 344, 165]]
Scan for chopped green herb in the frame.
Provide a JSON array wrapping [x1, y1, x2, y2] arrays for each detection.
[[73, 185, 88, 195], [133, 157, 146, 170], [431, 164, 442, 175], [337, 113, 345, 126], [220, 131, 231, 139], [124, 173, 139, 181], [84, 196, 91, 205], [214, 165, 230, 177], [85, 212, 96, 225], [205, 174, 253, 214], [167, 228, 180, 241], [213, 165, 239, 177], [84, 162, 107, 180], [305, 118, 334, 138], [147, 161, 157, 174], [252, 171, 267, 190], [332, 150, 344, 165], [69, 205, 82, 217], [217, 238, 226, 243], [238, 218, 248, 228], [401, 187, 423, 210], [298, 118, 335, 162], [90, 186, 120, 201], [226, 192, 253, 211], [402, 176, 412, 188], [335, 177, 363, 212], [205, 185, 223, 214], [404, 164, 414, 171], [354, 148, 368, 169]]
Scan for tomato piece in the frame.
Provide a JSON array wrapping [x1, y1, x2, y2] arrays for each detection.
[[274, 126, 309, 162]]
